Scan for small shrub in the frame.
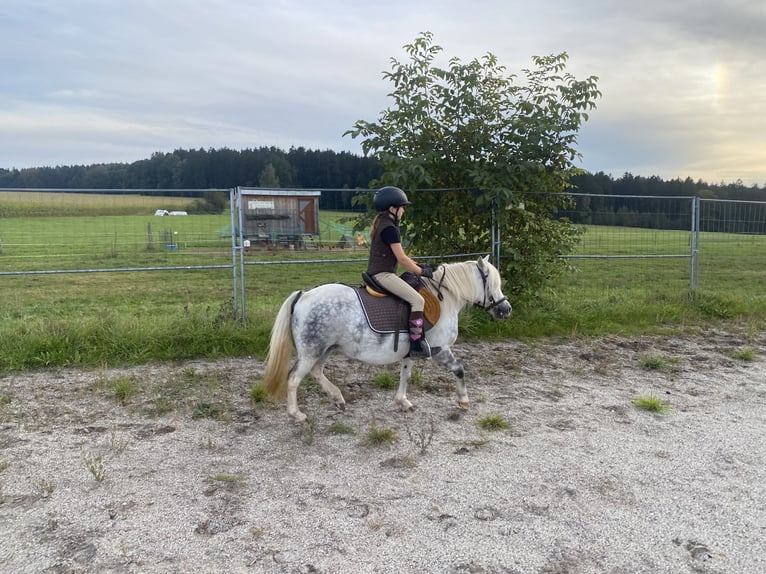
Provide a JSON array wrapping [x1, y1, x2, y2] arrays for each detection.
[[372, 372, 397, 390], [632, 394, 670, 414], [364, 422, 398, 446], [0, 394, 11, 407], [477, 414, 510, 431], [407, 418, 435, 455], [731, 347, 755, 361]]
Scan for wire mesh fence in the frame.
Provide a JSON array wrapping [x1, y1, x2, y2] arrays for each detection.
[[698, 199, 766, 295], [2, 188, 765, 321]]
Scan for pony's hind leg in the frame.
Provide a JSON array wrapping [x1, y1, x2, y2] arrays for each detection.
[[311, 360, 346, 411], [433, 347, 469, 409], [394, 358, 415, 412], [286, 357, 316, 424]]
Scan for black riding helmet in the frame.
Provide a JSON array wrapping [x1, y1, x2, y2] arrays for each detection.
[[373, 186, 411, 211]]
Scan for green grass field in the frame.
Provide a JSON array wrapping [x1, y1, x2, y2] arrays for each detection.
[[1, 191, 765, 371]]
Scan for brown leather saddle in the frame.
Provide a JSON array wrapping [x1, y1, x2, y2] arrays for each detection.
[[353, 271, 441, 345]]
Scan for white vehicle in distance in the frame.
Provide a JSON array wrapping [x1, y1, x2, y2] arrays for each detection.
[[154, 210, 188, 216]]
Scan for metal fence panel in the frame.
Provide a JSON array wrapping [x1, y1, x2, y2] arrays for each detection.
[[3, 188, 765, 321]]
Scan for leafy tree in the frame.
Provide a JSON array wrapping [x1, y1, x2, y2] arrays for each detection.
[[345, 32, 601, 298]]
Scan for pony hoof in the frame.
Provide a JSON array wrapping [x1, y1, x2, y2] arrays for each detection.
[[336, 403, 346, 411], [457, 402, 470, 410], [291, 413, 308, 426]]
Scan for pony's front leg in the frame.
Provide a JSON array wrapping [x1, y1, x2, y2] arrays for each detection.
[[394, 358, 415, 412], [433, 347, 469, 409]]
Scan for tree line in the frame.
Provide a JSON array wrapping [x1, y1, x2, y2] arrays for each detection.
[[0, 146, 384, 197], [2, 147, 762, 203], [567, 172, 766, 233]]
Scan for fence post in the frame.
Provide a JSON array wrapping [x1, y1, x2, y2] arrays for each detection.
[[491, 202, 501, 272], [230, 187, 240, 319], [690, 196, 700, 290], [229, 187, 247, 321]]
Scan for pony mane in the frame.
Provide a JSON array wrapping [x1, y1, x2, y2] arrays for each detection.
[[433, 259, 490, 309], [432, 261, 500, 318]]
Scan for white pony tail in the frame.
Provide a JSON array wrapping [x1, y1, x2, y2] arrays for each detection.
[[262, 290, 301, 400]]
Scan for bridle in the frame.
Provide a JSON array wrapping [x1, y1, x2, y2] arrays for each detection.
[[427, 263, 507, 311], [476, 264, 508, 311]]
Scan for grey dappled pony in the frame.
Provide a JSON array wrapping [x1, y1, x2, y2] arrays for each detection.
[[263, 256, 512, 423]]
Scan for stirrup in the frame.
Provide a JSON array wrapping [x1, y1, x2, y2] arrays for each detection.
[[407, 338, 440, 359]]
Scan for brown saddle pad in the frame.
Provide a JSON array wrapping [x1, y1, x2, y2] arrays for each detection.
[[353, 285, 439, 334]]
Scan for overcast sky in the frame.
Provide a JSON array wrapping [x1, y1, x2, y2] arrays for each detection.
[[1, 0, 764, 185]]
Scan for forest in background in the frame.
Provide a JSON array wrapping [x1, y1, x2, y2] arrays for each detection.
[[1, 146, 764, 206]]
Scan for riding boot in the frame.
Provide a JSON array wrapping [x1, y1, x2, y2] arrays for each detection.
[[407, 311, 431, 358]]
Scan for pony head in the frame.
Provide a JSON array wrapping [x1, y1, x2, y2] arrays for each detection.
[[476, 256, 512, 320]]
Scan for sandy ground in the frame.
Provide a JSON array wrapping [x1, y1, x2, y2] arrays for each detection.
[[1, 331, 765, 574]]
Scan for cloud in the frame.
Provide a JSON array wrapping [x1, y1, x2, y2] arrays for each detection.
[[0, 0, 763, 184]]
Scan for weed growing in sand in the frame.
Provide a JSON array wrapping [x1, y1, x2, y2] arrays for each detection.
[[407, 417, 435, 455], [372, 372, 397, 390], [410, 369, 424, 386], [82, 450, 107, 483], [380, 454, 417, 469], [200, 437, 218, 451], [0, 460, 9, 503], [458, 436, 490, 450], [730, 347, 755, 361], [363, 421, 398, 446], [328, 421, 356, 435], [640, 354, 666, 370], [109, 429, 131, 454], [300, 415, 318, 446], [207, 473, 246, 484], [632, 394, 670, 414], [192, 402, 226, 420], [477, 414, 511, 431], [143, 368, 228, 418], [145, 397, 174, 418], [249, 382, 269, 404], [639, 354, 680, 372], [0, 393, 11, 407], [112, 375, 138, 405], [35, 479, 55, 499]]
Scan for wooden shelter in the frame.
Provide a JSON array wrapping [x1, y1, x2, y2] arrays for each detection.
[[239, 188, 320, 246]]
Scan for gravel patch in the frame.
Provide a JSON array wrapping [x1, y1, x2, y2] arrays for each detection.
[[1, 332, 764, 573]]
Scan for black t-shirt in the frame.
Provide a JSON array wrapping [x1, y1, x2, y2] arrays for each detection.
[[380, 226, 400, 245]]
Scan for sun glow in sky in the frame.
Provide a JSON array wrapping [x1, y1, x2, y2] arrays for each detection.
[[0, 0, 764, 186]]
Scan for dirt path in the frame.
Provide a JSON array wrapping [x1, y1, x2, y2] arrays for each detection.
[[1, 332, 765, 573]]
